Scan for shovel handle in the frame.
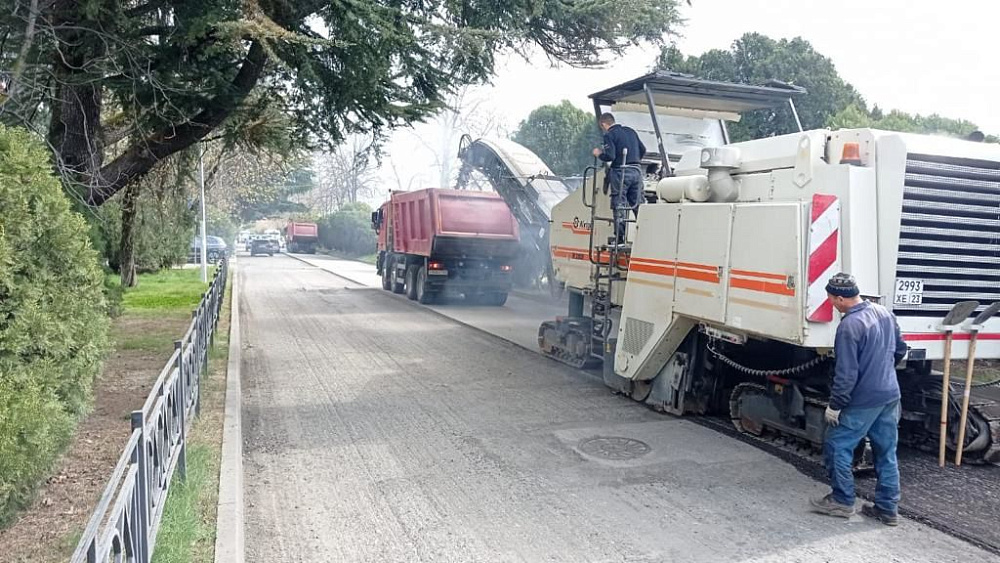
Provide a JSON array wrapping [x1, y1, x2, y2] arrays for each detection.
[[955, 332, 979, 466], [939, 330, 954, 467]]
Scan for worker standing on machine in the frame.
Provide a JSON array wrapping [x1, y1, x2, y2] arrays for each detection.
[[810, 273, 908, 526], [592, 113, 645, 244]]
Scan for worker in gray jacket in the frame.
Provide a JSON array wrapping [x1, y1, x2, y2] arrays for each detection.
[[810, 273, 908, 526]]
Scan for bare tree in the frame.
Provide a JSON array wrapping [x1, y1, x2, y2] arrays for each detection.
[[409, 86, 508, 190], [387, 155, 419, 193], [307, 135, 380, 214]]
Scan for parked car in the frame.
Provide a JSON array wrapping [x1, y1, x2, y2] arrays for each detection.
[[250, 237, 279, 257], [189, 235, 228, 263]]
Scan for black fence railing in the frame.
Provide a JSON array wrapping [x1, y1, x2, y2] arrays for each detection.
[[70, 260, 228, 563]]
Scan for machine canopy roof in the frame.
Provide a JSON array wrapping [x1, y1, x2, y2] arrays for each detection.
[[589, 70, 806, 115]]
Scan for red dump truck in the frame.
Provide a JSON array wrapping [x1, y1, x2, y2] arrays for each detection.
[[285, 221, 319, 254], [372, 188, 520, 305]]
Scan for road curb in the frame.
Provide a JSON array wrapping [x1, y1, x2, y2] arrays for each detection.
[[283, 252, 372, 287], [215, 258, 244, 563]]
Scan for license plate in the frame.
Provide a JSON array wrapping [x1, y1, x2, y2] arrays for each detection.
[[893, 278, 924, 306]]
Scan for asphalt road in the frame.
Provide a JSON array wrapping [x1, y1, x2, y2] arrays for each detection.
[[290, 253, 1000, 553], [287, 253, 565, 352], [240, 254, 995, 562]]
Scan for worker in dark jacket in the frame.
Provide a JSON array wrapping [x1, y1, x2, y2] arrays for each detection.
[[592, 113, 645, 244], [810, 273, 908, 526]]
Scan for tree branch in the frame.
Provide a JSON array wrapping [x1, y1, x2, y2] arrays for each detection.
[[125, 0, 166, 19], [132, 25, 174, 37], [88, 41, 267, 205], [4, 0, 40, 103]]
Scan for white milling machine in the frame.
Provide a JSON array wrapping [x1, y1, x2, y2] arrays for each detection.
[[539, 71, 1000, 464]]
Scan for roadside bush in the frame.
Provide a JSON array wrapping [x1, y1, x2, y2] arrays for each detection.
[[97, 186, 195, 273], [318, 202, 376, 256], [0, 125, 110, 526]]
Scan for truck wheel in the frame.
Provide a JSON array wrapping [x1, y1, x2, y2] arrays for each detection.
[[405, 266, 419, 300], [391, 262, 405, 294], [416, 267, 435, 304], [381, 265, 393, 290], [488, 292, 508, 306]]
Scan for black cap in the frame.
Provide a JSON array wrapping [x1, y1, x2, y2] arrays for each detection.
[[826, 272, 860, 298]]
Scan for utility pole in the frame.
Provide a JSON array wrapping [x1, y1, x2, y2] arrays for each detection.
[[198, 144, 208, 283]]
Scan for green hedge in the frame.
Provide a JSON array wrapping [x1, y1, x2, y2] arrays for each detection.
[[318, 202, 376, 256], [0, 125, 110, 526]]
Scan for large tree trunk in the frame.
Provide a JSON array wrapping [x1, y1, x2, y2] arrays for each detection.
[[119, 183, 140, 288], [47, 0, 105, 192]]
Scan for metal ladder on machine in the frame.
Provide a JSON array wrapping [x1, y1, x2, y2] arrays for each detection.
[[581, 160, 634, 364]]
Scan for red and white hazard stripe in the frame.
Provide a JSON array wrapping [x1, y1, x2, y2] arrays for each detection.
[[807, 194, 840, 322]]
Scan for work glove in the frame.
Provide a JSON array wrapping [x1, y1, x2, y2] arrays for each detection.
[[825, 406, 841, 427]]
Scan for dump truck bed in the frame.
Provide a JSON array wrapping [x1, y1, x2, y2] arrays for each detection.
[[390, 189, 519, 258], [286, 222, 318, 241]]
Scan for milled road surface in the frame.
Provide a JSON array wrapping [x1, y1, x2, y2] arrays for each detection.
[[289, 253, 1000, 553], [288, 253, 565, 352], [241, 255, 995, 562]]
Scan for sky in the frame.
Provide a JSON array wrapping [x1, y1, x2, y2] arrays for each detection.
[[364, 0, 999, 203]]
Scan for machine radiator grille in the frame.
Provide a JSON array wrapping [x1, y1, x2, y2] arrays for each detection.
[[894, 153, 1000, 317], [622, 318, 654, 355]]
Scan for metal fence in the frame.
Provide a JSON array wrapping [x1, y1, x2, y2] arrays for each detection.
[[70, 260, 229, 563]]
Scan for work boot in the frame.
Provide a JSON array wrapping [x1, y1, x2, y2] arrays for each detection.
[[861, 503, 899, 527], [809, 494, 856, 518]]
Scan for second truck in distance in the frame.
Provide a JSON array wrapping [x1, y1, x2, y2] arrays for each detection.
[[285, 221, 319, 254]]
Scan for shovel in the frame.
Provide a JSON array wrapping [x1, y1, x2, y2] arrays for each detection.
[[955, 302, 1000, 466], [938, 300, 979, 467]]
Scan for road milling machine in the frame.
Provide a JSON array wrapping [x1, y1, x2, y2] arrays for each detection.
[[538, 71, 1000, 464]]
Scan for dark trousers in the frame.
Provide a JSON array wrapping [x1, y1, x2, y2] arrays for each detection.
[[609, 167, 642, 243]]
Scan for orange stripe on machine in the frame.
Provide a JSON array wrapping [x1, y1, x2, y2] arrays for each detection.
[[677, 268, 721, 284], [630, 257, 793, 290], [729, 277, 795, 297], [729, 269, 796, 296], [629, 256, 676, 267], [630, 256, 720, 284], [629, 262, 676, 277], [730, 269, 787, 282], [551, 246, 590, 261], [676, 261, 720, 273], [552, 246, 629, 267]]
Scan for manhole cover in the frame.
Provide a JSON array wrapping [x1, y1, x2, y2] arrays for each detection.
[[578, 436, 651, 460]]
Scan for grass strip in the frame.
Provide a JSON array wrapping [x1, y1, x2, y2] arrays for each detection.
[[151, 271, 231, 563]]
